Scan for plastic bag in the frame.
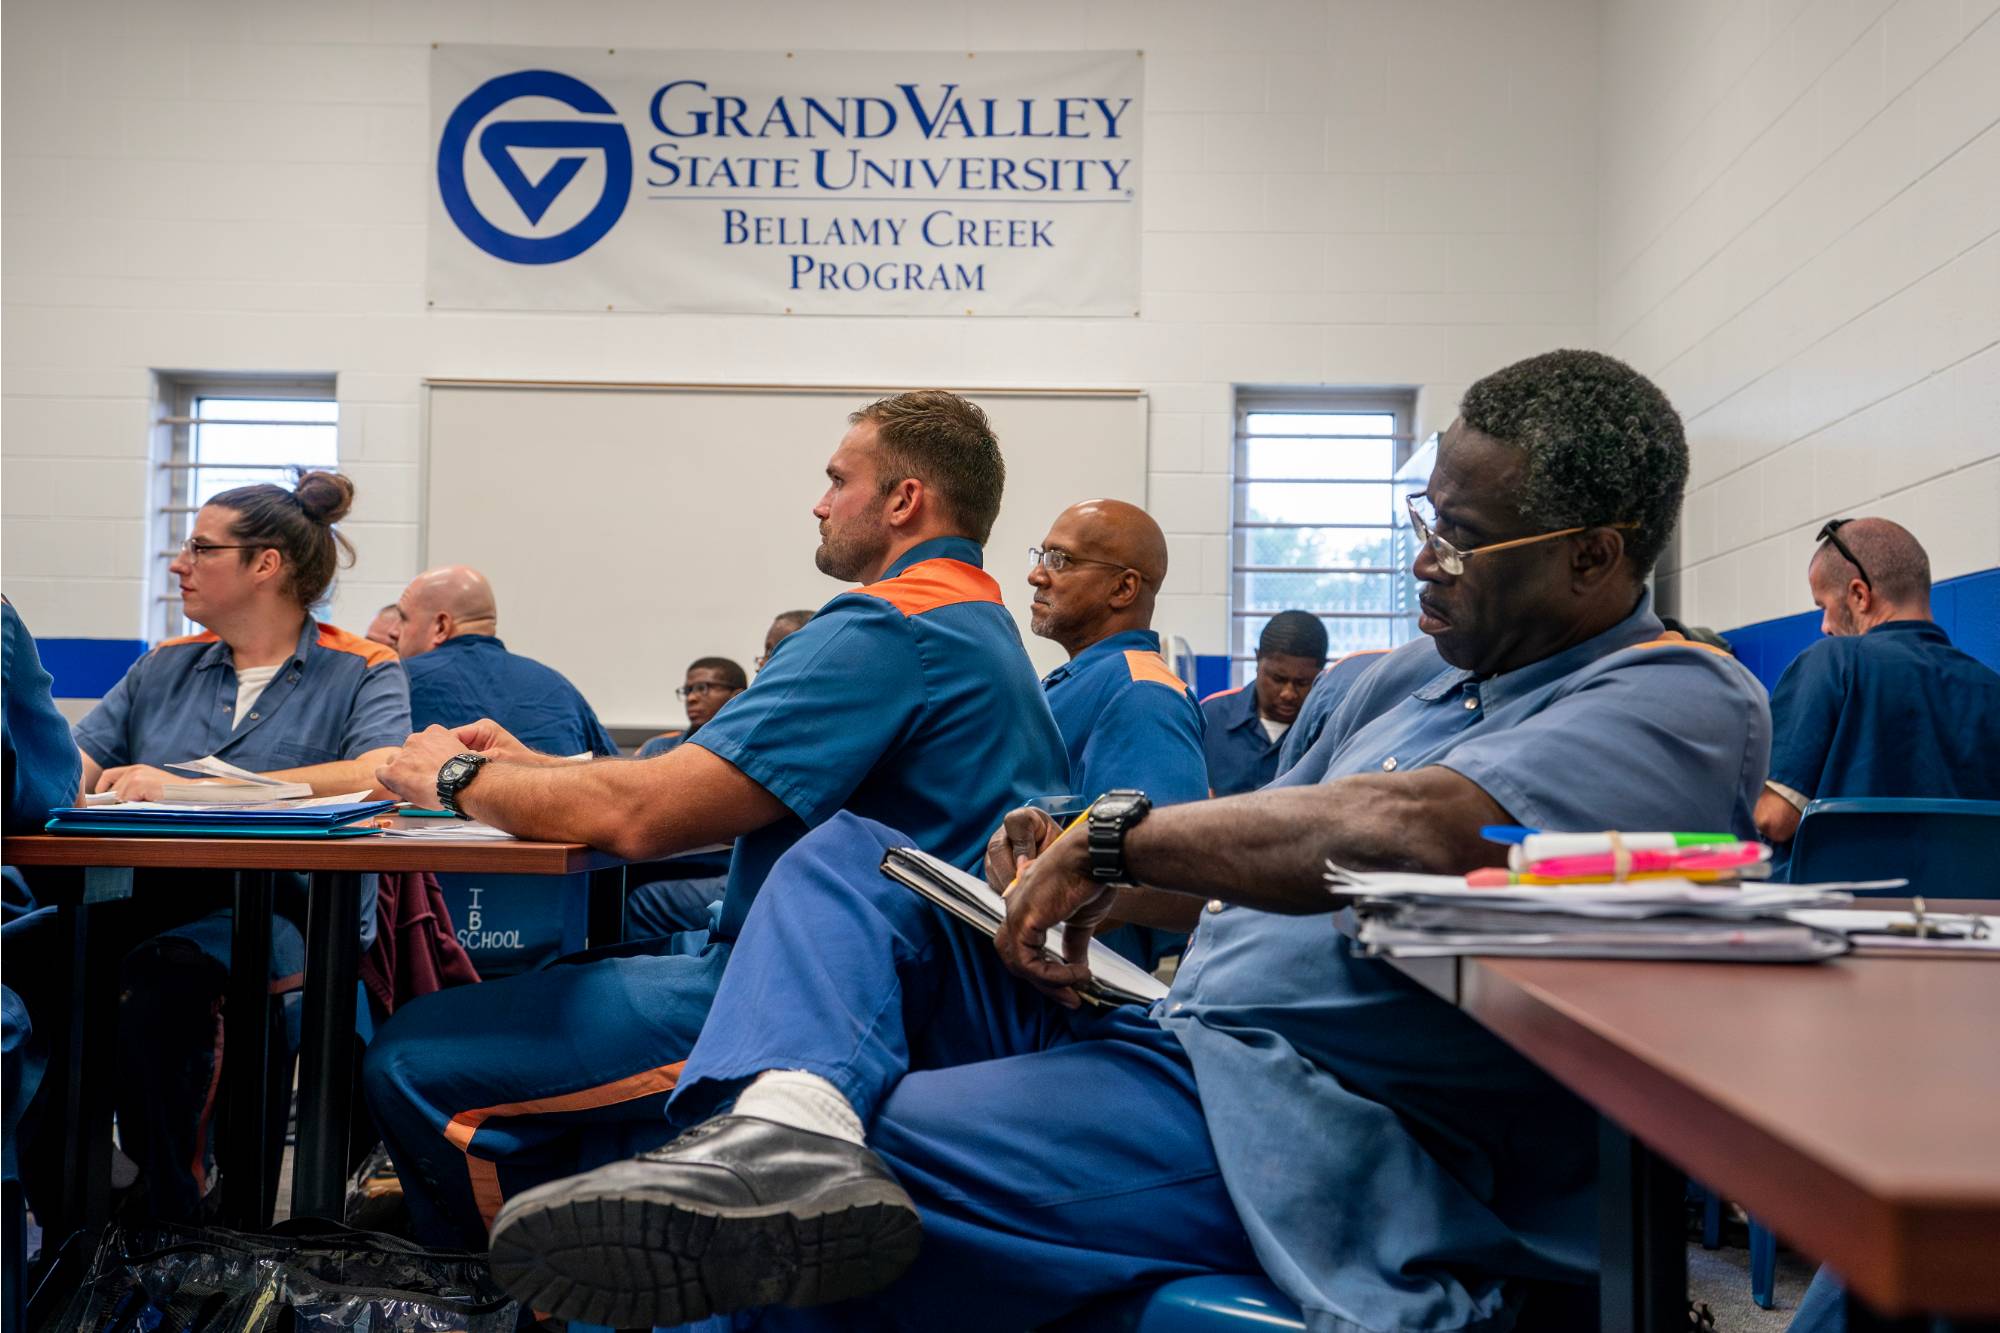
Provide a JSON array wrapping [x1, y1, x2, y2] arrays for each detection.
[[36, 1222, 517, 1333]]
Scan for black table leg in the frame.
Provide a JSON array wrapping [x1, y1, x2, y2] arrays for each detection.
[[220, 871, 273, 1229], [45, 867, 128, 1245], [292, 870, 362, 1221], [1599, 1117, 1685, 1333], [586, 864, 627, 948]]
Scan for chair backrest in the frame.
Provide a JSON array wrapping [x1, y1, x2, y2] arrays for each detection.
[[1789, 798, 2000, 897]]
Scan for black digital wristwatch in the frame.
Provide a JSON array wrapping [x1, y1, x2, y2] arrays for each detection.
[[435, 752, 490, 819], [1086, 789, 1152, 887]]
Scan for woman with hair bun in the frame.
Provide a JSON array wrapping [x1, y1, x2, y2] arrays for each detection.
[[58, 468, 412, 1222]]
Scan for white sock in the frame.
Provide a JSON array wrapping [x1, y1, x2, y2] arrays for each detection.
[[732, 1069, 865, 1146]]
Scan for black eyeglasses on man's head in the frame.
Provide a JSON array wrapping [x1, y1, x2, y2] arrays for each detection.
[[1815, 518, 1872, 589]]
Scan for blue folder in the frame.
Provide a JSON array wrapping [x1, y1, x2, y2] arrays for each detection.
[[45, 799, 397, 837]]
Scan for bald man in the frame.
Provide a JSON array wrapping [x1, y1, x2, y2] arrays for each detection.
[[365, 603, 402, 647], [1755, 518, 2000, 871], [394, 566, 619, 759], [1029, 500, 1208, 966]]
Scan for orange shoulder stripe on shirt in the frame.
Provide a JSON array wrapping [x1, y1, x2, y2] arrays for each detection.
[[315, 621, 399, 669], [1124, 650, 1191, 692], [853, 558, 1003, 617], [1198, 684, 1245, 704], [158, 630, 220, 649], [1623, 635, 1732, 658]]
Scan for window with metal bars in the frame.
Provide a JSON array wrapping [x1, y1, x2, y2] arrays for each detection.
[[150, 375, 339, 640], [1230, 389, 1427, 682]]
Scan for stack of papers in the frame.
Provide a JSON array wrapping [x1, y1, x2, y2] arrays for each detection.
[[1329, 865, 1894, 963], [46, 791, 396, 838], [375, 820, 517, 841], [880, 847, 1167, 1006]]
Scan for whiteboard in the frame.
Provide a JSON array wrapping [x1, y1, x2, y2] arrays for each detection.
[[423, 382, 1147, 729]]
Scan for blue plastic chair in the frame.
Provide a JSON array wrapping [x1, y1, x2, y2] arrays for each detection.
[[1788, 798, 2000, 897], [1063, 1273, 1599, 1331], [1124, 1277, 1307, 1332]]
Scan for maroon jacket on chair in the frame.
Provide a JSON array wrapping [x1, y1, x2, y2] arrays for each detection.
[[360, 871, 480, 1016]]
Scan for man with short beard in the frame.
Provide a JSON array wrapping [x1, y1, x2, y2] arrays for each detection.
[[362, 390, 1068, 1250]]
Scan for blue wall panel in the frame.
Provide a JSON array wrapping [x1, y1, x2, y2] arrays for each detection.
[[1722, 566, 1999, 692], [35, 638, 148, 700]]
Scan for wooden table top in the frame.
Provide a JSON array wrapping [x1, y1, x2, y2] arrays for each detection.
[[1456, 905, 2000, 1318], [1, 815, 624, 876]]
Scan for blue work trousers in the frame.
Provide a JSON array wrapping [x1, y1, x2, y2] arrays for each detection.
[[362, 926, 727, 1250], [667, 812, 1259, 1333]]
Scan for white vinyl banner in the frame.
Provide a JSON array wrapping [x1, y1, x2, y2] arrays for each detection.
[[428, 46, 1143, 316]]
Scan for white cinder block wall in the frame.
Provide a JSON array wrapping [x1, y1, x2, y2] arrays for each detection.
[[1598, 0, 2000, 632], [2, 0, 1598, 672]]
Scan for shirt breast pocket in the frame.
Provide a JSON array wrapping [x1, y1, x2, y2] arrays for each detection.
[[260, 739, 341, 769]]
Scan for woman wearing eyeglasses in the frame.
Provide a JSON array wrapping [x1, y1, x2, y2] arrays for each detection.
[[56, 469, 412, 1222]]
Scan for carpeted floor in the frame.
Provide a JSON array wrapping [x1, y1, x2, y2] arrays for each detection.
[[1689, 1238, 1821, 1331]]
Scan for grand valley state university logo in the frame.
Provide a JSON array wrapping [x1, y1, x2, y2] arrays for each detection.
[[437, 70, 633, 264]]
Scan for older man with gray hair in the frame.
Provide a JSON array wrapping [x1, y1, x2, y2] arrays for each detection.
[[393, 565, 620, 759]]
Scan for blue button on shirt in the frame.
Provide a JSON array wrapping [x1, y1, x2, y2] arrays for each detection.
[[405, 634, 618, 758], [1160, 596, 1770, 1332], [1200, 682, 1285, 795], [1041, 630, 1207, 808], [75, 618, 411, 774], [694, 537, 1069, 940], [1766, 620, 2000, 872]]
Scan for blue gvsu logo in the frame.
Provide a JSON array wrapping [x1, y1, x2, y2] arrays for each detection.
[[437, 70, 633, 265]]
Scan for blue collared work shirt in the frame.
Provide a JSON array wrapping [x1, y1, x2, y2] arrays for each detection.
[[1159, 595, 1770, 1333], [637, 730, 688, 759], [1042, 628, 1208, 969], [3, 602, 83, 835], [1766, 620, 2000, 873], [1041, 629, 1207, 808], [693, 536, 1069, 939], [75, 618, 410, 774], [405, 633, 618, 758], [1199, 680, 1285, 796], [1276, 650, 1394, 778]]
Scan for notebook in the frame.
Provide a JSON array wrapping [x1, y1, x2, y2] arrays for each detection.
[[879, 846, 1168, 1006]]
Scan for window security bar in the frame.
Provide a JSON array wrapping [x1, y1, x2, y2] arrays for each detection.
[[1231, 565, 1403, 575], [1234, 431, 1417, 444], [1230, 609, 1413, 619], [157, 416, 338, 429]]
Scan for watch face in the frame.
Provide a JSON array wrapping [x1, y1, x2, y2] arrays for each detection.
[[439, 756, 473, 786], [1094, 794, 1144, 822]]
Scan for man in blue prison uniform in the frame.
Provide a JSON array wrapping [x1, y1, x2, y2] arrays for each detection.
[[1752, 517, 2000, 877], [627, 658, 752, 938], [1275, 647, 1392, 776], [392, 565, 620, 757], [3, 598, 84, 1332], [364, 391, 1068, 1250], [486, 351, 1772, 1333], [1199, 609, 1327, 795], [1028, 498, 1207, 968]]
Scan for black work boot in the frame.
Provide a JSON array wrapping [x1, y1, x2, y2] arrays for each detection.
[[487, 1114, 922, 1328]]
